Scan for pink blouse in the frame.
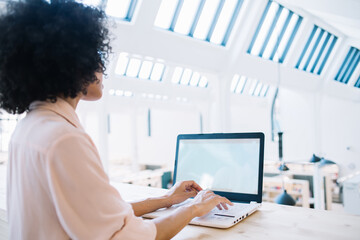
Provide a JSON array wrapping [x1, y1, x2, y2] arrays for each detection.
[[7, 98, 156, 240]]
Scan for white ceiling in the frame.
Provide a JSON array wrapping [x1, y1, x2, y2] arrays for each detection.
[[278, 0, 360, 42]]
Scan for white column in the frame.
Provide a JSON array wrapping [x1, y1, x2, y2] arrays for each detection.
[[209, 74, 231, 132], [313, 164, 325, 209], [98, 96, 109, 173], [218, 76, 232, 132], [131, 107, 140, 172], [313, 93, 323, 156]]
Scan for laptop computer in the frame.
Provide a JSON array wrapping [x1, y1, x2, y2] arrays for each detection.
[[143, 132, 265, 228]]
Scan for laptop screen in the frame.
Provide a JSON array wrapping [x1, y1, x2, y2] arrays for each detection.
[[174, 134, 263, 196]]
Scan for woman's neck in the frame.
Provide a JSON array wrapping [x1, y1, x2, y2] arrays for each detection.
[[59, 95, 81, 110]]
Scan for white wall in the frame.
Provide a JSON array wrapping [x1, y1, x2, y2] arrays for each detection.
[[108, 113, 134, 164], [72, 0, 360, 179], [276, 88, 317, 162], [230, 95, 275, 161], [77, 86, 360, 178], [137, 108, 201, 167], [321, 96, 360, 177], [229, 88, 317, 163]]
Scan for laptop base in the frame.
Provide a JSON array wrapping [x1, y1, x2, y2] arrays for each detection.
[[143, 201, 261, 229]]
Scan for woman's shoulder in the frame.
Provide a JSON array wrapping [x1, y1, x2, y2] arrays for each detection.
[[11, 108, 88, 151]]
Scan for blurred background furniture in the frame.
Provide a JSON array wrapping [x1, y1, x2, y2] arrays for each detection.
[[264, 161, 339, 210], [343, 174, 360, 215]]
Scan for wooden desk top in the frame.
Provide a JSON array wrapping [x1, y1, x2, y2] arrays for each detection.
[[112, 182, 360, 240], [1, 183, 359, 240]]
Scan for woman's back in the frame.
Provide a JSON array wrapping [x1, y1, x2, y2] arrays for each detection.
[[7, 98, 158, 239], [7, 99, 90, 239]]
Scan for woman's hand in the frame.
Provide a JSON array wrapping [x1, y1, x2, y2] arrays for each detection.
[[153, 189, 233, 240], [131, 180, 202, 216], [164, 180, 203, 207], [190, 190, 233, 217]]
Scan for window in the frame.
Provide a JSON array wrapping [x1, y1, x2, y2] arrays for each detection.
[[138, 61, 153, 79], [176, 97, 188, 102], [77, 0, 102, 7], [247, 0, 303, 63], [230, 75, 270, 97], [126, 58, 141, 77], [0, 112, 23, 152], [150, 63, 166, 81], [171, 67, 208, 88], [105, 0, 137, 21], [115, 53, 130, 75], [230, 74, 269, 97], [248, 79, 258, 96], [355, 76, 360, 88], [230, 75, 247, 93], [154, 0, 244, 46], [295, 25, 338, 75], [335, 47, 360, 84], [108, 89, 134, 97], [142, 93, 169, 101], [115, 53, 166, 82]]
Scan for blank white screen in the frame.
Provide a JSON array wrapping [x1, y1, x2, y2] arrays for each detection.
[[175, 138, 260, 194]]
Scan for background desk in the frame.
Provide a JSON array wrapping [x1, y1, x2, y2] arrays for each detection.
[[112, 182, 360, 240], [0, 183, 359, 240]]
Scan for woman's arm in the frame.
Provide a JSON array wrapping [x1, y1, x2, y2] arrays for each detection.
[[130, 181, 202, 216], [153, 190, 233, 240], [130, 180, 233, 239], [130, 196, 171, 217]]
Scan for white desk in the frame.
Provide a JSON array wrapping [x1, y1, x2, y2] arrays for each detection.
[[112, 182, 360, 240], [1, 183, 360, 240]]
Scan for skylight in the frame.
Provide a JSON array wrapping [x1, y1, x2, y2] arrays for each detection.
[[171, 67, 208, 88], [0, 112, 23, 151], [142, 93, 169, 101], [154, 0, 244, 46], [295, 25, 338, 75], [105, 0, 137, 21], [150, 63, 166, 81], [230, 74, 269, 97], [247, 0, 303, 63], [78, 0, 102, 7], [109, 89, 134, 97], [334, 47, 360, 84], [355, 76, 360, 88], [115, 52, 166, 82]]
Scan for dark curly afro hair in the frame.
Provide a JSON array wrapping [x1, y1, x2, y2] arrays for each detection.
[[0, 0, 111, 114]]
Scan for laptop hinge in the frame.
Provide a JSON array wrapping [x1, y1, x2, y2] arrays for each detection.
[[234, 200, 258, 204]]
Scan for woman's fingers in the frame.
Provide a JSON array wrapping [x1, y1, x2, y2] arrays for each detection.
[[221, 202, 228, 210], [221, 196, 234, 206], [214, 195, 233, 210], [190, 181, 203, 192], [182, 180, 202, 192]]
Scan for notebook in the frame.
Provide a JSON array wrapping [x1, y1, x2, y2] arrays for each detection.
[[143, 132, 265, 228]]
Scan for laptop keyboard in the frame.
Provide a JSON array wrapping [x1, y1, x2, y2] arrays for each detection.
[[172, 200, 251, 215], [192, 202, 259, 226], [211, 203, 249, 215], [171, 199, 256, 218]]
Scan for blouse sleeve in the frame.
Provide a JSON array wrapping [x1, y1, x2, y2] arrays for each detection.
[[45, 132, 156, 240]]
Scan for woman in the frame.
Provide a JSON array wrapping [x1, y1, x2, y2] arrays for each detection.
[[0, 1, 232, 239]]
